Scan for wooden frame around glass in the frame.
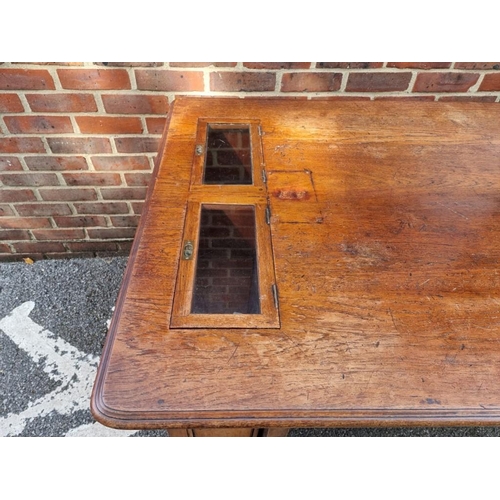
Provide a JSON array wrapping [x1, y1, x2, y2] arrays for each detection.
[[170, 119, 280, 329]]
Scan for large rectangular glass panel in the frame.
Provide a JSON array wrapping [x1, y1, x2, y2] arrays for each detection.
[[203, 126, 252, 185], [192, 205, 260, 314]]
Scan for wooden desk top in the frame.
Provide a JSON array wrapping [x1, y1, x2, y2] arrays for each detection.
[[91, 97, 500, 429]]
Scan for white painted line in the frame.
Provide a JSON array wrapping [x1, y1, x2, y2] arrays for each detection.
[[0, 301, 100, 436], [65, 422, 137, 437]]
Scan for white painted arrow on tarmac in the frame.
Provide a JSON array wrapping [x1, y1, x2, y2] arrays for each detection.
[[0, 301, 135, 437]]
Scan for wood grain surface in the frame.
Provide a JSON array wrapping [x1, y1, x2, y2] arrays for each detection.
[[91, 97, 500, 430]]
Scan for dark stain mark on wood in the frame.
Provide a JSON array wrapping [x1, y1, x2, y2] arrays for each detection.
[[422, 398, 442, 405], [273, 189, 310, 201]]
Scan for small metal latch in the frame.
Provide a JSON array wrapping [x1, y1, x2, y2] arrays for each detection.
[[195, 145, 204, 156], [271, 284, 279, 309], [182, 240, 194, 260]]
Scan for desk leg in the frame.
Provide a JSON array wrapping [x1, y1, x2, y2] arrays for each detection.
[[168, 428, 289, 437]]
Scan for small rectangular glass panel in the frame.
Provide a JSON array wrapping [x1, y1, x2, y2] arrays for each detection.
[[192, 205, 260, 314], [203, 126, 252, 185]]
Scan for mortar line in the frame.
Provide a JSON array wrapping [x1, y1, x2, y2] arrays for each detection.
[[407, 71, 419, 93], [469, 73, 485, 92], [47, 67, 63, 91], [17, 92, 31, 112]]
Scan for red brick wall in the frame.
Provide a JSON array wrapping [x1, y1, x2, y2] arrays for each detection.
[[1, 62, 499, 261]]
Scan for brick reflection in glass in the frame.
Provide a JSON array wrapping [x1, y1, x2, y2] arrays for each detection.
[[192, 205, 260, 314], [203, 126, 252, 184]]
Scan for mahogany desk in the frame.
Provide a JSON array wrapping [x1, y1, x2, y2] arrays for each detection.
[[91, 97, 500, 436]]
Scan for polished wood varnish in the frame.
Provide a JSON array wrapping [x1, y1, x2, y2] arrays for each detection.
[[91, 97, 500, 436]]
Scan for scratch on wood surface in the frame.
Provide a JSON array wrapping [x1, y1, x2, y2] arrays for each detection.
[[280, 331, 306, 353], [388, 309, 399, 332], [436, 201, 469, 220], [304, 168, 319, 202], [227, 345, 239, 364]]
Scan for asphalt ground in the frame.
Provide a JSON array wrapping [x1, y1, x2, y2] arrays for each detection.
[[1, 256, 500, 437]]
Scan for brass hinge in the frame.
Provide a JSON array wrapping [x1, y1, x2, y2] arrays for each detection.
[[182, 240, 194, 260], [271, 284, 279, 309], [265, 205, 271, 224], [261, 169, 267, 184], [258, 125, 263, 136]]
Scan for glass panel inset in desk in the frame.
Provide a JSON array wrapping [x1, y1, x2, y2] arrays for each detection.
[[192, 204, 259, 314], [203, 126, 252, 185]]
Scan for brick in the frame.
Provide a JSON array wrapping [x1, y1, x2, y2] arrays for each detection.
[[438, 95, 498, 102], [200, 227, 230, 238], [196, 268, 228, 277], [479, 74, 500, 91], [374, 95, 436, 101], [43, 252, 93, 260], [311, 96, 371, 101], [115, 136, 161, 153], [54, 215, 107, 227], [0, 94, 24, 112], [66, 241, 119, 252], [0, 69, 55, 90], [387, 62, 451, 69], [0, 157, 23, 171], [0, 188, 36, 203], [76, 116, 143, 134], [145, 118, 166, 135], [91, 155, 151, 171], [117, 241, 133, 253], [12, 241, 66, 253], [87, 227, 136, 239], [32, 228, 85, 240], [170, 62, 237, 67], [73, 202, 129, 214], [4, 115, 73, 134], [102, 94, 169, 114], [316, 62, 383, 69], [0, 205, 15, 216], [136, 70, 204, 91], [230, 268, 253, 277], [39, 187, 98, 201], [346, 72, 412, 92], [0, 243, 11, 253], [0, 217, 52, 229], [95, 62, 164, 67], [241, 95, 309, 103], [26, 93, 97, 112], [12, 62, 83, 66], [57, 69, 131, 89], [210, 72, 275, 92], [0, 137, 45, 153], [47, 137, 112, 154], [281, 72, 342, 92], [62, 172, 122, 186], [244, 62, 311, 69], [25, 156, 88, 171], [413, 72, 480, 92], [124, 172, 151, 186], [15, 203, 72, 216], [131, 202, 144, 214], [1, 253, 47, 261], [100, 187, 148, 200], [109, 215, 141, 227], [0, 172, 60, 186], [455, 62, 500, 70]]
